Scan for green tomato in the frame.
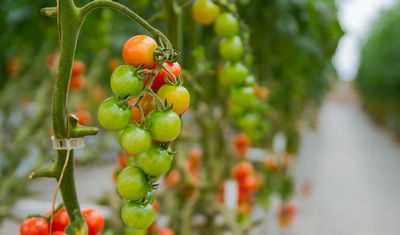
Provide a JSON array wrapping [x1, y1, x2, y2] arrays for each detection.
[[123, 227, 147, 235], [120, 125, 152, 154], [136, 143, 173, 177], [98, 97, 132, 131], [237, 113, 261, 131], [218, 62, 249, 87], [121, 201, 155, 230], [230, 86, 256, 106], [117, 166, 149, 201], [146, 110, 181, 143], [110, 65, 143, 98], [219, 36, 244, 61], [214, 12, 240, 37]]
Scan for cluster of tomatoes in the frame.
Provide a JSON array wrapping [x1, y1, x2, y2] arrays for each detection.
[[19, 208, 104, 235], [97, 35, 189, 230]]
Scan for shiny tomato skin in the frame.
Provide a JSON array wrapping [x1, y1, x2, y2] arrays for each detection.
[[122, 35, 158, 68], [121, 201, 155, 230], [146, 110, 181, 143], [156, 85, 190, 115], [97, 97, 132, 131], [145, 62, 181, 91], [82, 208, 105, 235], [110, 65, 144, 98], [20, 217, 50, 235], [136, 143, 173, 177], [46, 207, 69, 232], [119, 124, 152, 154], [117, 166, 150, 201]]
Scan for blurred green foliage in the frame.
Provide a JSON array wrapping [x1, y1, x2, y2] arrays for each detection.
[[355, 3, 400, 135]]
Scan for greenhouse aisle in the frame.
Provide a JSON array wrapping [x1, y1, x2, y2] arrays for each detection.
[[290, 80, 400, 235]]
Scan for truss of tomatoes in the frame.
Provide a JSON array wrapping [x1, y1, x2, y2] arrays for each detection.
[[97, 35, 190, 230]]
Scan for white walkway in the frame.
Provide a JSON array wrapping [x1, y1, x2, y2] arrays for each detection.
[[292, 81, 400, 235]]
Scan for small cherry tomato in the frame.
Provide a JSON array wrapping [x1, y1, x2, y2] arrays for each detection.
[[69, 74, 84, 91], [110, 65, 144, 98], [145, 62, 181, 91], [136, 143, 173, 177], [214, 13, 240, 37], [119, 124, 152, 154], [231, 161, 253, 180], [46, 207, 69, 232], [71, 60, 86, 76], [192, 0, 220, 25], [156, 85, 190, 115], [122, 35, 158, 68], [97, 97, 132, 131], [218, 62, 249, 87], [121, 201, 155, 230], [219, 36, 244, 61], [20, 217, 49, 235], [117, 166, 150, 201], [82, 208, 105, 235], [146, 110, 181, 143]]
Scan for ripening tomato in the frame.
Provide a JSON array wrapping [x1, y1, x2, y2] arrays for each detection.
[[136, 143, 173, 177], [51, 231, 67, 235], [238, 174, 258, 191], [165, 169, 180, 187], [74, 110, 92, 125], [218, 62, 249, 87], [145, 62, 181, 91], [156, 85, 190, 115], [219, 36, 244, 61], [234, 132, 250, 158], [192, 0, 220, 25], [128, 93, 156, 124], [69, 74, 84, 91], [122, 35, 158, 68], [117, 166, 150, 201], [82, 208, 105, 235], [121, 201, 155, 230], [214, 13, 240, 37], [110, 65, 144, 98], [231, 161, 253, 180], [20, 217, 50, 235], [97, 97, 132, 131], [119, 124, 152, 154], [159, 227, 175, 235], [71, 60, 86, 76], [146, 110, 181, 143]]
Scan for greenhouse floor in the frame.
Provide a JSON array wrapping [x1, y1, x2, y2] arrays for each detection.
[[2, 80, 400, 234]]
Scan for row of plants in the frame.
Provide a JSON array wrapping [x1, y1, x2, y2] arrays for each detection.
[[0, 0, 343, 234], [355, 2, 400, 138]]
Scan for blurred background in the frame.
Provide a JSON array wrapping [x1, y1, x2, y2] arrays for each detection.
[[1, 0, 400, 234]]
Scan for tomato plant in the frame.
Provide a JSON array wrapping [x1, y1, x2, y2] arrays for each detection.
[[156, 84, 190, 115], [117, 166, 150, 201], [121, 201, 155, 229], [97, 97, 132, 131], [20, 217, 49, 235]]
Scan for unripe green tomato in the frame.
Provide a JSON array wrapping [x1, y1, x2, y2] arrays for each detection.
[[117, 166, 149, 201], [110, 65, 143, 98], [219, 36, 244, 61], [136, 143, 173, 177], [230, 86, 256, 106], [97, 97, 132, 131], [192, 0, 220, 25], [120, 125, 152, 154], [121, 201, 155, 229], [214, 13, 240, 37], [218, 62, 249, 87], [146, 110, 181, 143]]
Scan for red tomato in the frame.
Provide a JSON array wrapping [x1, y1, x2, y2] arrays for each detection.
[[46, 207, 70, 232], [82, 209, 105, 235], [122, 35, 158, 68], [51, 232, 67, 235], [74, 110, 92, 125], [71, 60, 86, 76], [238, 174, 258, 191], [159, 227, 175, 235], [69, 74, 84, 91], [234, 132, 250, 158], [20, 217, 50, 235], [231, 161, 253, 180], [145, 62, 181, 91]]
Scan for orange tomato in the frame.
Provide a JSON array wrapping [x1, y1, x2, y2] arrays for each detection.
[[122, 35, 158, 68]]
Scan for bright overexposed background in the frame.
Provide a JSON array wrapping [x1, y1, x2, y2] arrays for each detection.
[[333, 0, 397, 81]]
